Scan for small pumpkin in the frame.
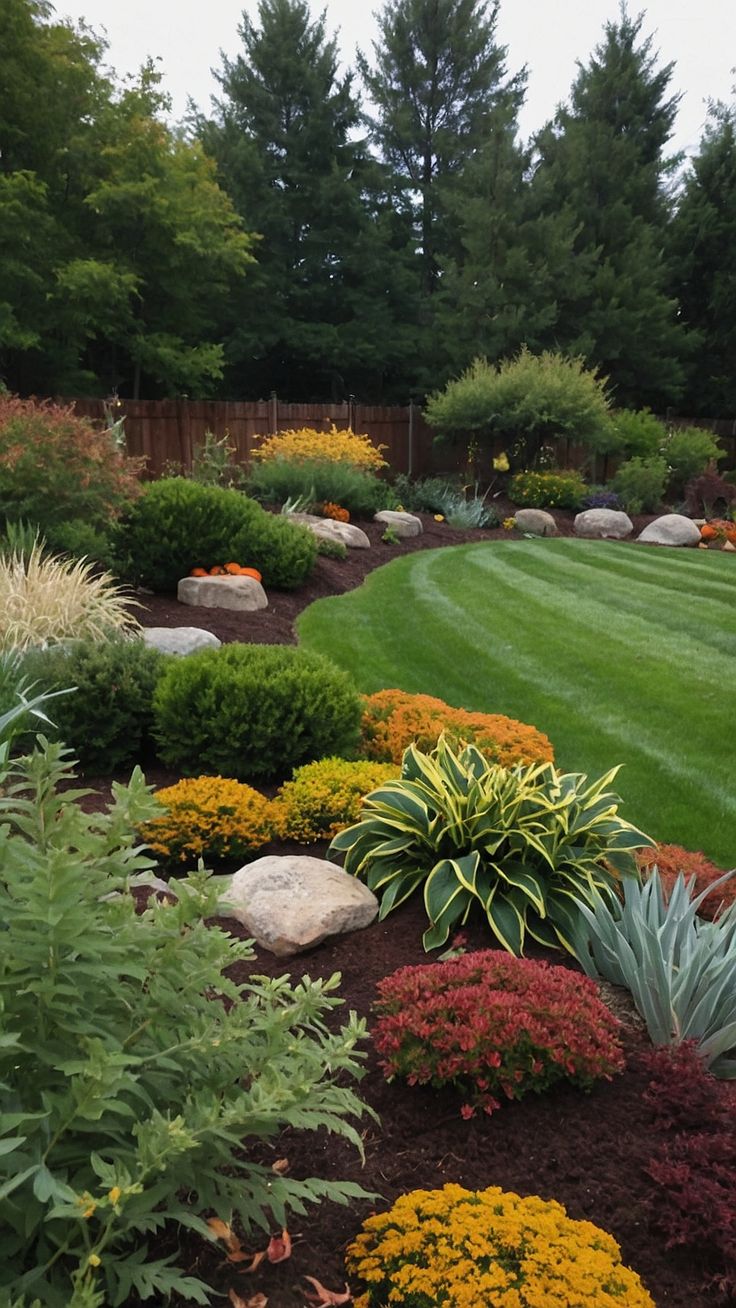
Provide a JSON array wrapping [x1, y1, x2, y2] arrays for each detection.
[[700, 524, 717, 541], [238, 567, 262, 582], [209, 565, 226, 576], [224, 562, 242, 575], [189, 567, 208, 577]]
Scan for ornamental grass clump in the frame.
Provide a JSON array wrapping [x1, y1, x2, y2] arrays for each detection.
[[359, 689, 553, 768], [252, 424, 387, 470], [0, 542, 140, 652], [373, 952, 624, 1116], [330, 737, 653, 956], [140, 775, 278, 866], [274, 758, 400, 843], [0, 741, 373, 1306], [346, 1184, 655, 1308]]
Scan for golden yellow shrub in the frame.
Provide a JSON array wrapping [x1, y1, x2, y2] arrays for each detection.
[[359, 689, 554, 768], [347, 1184, 655, 1308], [251, 424, 387, 470], [274, 757, 399, 843], [139, 775, 277, 865]]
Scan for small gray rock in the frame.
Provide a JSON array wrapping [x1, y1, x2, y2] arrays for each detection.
[[177, 576, 268, 611], [374, 510, 423, 538], [513, 508, 557, 537], [574, 508, 634, 540], [292, 514, 371, 549], [220, 854, 378, 956], [637, 514, 702, 547], [142, 626, 221, 656]]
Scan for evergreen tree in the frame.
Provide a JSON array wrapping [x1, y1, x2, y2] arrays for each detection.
[[359, 0, 524, 297], [201, 0, 421, 400], [670, 99, 736, 416], [528, 7, 689, 408]]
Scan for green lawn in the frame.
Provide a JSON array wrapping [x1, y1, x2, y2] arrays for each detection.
[[297, 537, 736, 867]]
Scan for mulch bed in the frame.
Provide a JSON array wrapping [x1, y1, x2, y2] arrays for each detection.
[[157, 892, 711, 1308], [87, 506, 717, 1306]]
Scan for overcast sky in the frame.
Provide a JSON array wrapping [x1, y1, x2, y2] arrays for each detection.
[[64, 0, 734, 157]]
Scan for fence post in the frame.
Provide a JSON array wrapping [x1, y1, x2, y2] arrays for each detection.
[[270, 391, 278, 434], [408, 400, 414, 477]]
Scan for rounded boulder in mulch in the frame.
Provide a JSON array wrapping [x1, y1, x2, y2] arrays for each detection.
[[372, 950, 625, 1117]]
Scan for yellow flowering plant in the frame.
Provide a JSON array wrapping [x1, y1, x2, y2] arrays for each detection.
[[139, 775, 278, 865], [347, 1184, 655, 1308], [274, 757, 400, 843], [251, 424, 387, 471]]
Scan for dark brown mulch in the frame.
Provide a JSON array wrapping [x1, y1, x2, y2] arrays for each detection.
[[156, 893, 712, 1308]]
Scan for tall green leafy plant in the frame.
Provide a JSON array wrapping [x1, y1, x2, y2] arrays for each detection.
[[0, 743, 372, 1306], [329, 737, 653, 956]]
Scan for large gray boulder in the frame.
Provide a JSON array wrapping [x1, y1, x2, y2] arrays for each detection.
[[637, 514, 701, 547], [574, 508, 633, 540], [177, 575, 268, 611], [513, 508, 557, 537], [374, 509, 423, 538], [220, 855, 378, 956], [142, 626, 221, 656], [292, 514, 370, 550]]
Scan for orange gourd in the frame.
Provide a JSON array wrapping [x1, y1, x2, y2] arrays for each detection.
[[700, 524, 717, 541], [224, 562, 242, 574], [209, 565, 226, 575], [189, 567, 208, 577], [238, 567, 262, 582]]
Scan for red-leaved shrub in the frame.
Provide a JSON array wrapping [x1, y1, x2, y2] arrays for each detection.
[[642, 1044, 736, 1302], [372, 951, 624, 1117], [636, 843, 735, 920], [0, 395, 143, 530]]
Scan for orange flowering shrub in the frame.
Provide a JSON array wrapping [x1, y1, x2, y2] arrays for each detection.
[[347, 1184, 655, 1308], [636, 844, 736, 920], [322, 502, 350, 522], [0, 395, 143, 529], [251, 424, 387, 470], [359, 689, 554, 768], [139, 775, 278, 866]]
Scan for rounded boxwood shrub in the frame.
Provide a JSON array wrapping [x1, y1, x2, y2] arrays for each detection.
[[152, 643, 362, 782], [116, 477, 317, 592], [347, 1184, 655, 1308], [372, 951, 624, 1117], [18, 638, 165, 774], [509, 468, 587, 510], [140, 775, 278, 867]]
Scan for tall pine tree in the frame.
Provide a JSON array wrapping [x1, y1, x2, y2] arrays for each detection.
[[670, 99, 736, 416], [359, 0, 524, 299], [200, 0, 421, 400], [529, 7, 689, 408]]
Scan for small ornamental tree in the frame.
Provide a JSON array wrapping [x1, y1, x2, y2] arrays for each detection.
[[424, 348, 616, 469]]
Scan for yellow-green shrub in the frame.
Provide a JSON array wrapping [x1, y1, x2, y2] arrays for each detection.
[[251, 424, 387, 470], [347, 1184, 655, 1308], [139, 775, 278, 865], [359, 689, 554, 768], [275, 757, 400, 843]]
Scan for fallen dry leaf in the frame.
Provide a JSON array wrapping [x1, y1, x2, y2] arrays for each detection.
[[266, 1229, 292, 1264], [207, 1217, 235, 1245], [303, 1275, 352, 1305], [271, 1158, 290, 1175], [239, 1250, 267, 1274], [229, 1291, 268, 1308]]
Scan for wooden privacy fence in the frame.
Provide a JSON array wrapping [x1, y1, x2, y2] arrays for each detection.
[[66, 398, 447, 479], [65, 398, 736, 479]]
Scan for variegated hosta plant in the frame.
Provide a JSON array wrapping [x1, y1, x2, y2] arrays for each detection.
[[329, 736, 655, 957]]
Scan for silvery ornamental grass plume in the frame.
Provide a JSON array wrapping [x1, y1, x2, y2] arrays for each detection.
[[0, 541, 140, 652]]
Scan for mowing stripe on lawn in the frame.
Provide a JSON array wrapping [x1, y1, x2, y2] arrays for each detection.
[[297, 539, 736, 864]]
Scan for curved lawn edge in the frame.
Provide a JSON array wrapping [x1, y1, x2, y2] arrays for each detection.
[[297, 537, 736, 867]]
